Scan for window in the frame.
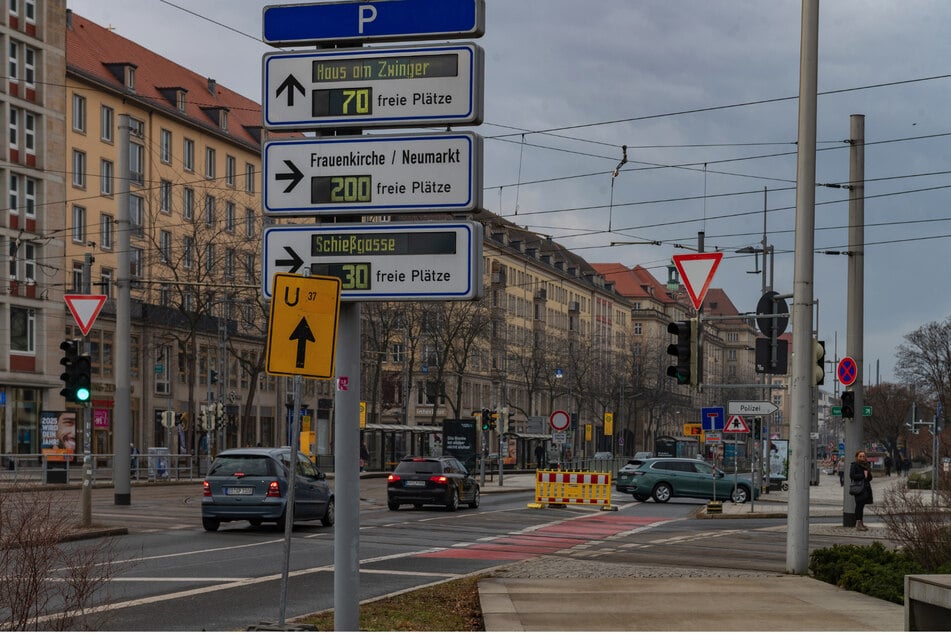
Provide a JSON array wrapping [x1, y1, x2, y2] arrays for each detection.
[[100, 105, 114, 142], [72, 261, 84, 292], [128, 117, 144, 138], [8, 174, 18, 215], [634, 322, 643, 336], [130, 247, 143, 279], [100, 214, 114, 250], [205, 244, 215, 273], [160, 128, 172, 163], [100, 159, 114, 195], [8, 107, 17, 151], [204, 194, 215, 226], [24, 176, 34, 217], [160, 230, 172, 263], [130, 194, 144, 235], [225, 155, 235, 187], [224, 248, 235, 279], [8, 239, 35, 282], [245, 162, 255, 193], [8, 173, 34, 217], [204, 146, 215, 179], [183, 236, 194, 269], [8, 41, 17, 81], [71, 205, 86, 243], [225, 201, 235, 232], [176, 91, 186, 112], [182, 187, 194, 221], [24, 111, 34, 154], [244, 207, 255, 238], [100, 268, 113, 298], [183, 138, 194, 171], [72, 93, 86, 133], [125, 66, 135, 90], [160, 179, 172, 213], [23, 46, 34, 87], [244, 252, 255, 283], [9, 306, 35, 353], [129, 141, 144, 185]]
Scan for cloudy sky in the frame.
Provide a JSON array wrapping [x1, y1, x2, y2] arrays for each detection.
[[66, 0, 951, 386]]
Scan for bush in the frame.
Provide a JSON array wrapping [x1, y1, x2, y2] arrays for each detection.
[[809, 542, 923, 604], [0, 485, 119, 629], [878, 475, 951, 571]]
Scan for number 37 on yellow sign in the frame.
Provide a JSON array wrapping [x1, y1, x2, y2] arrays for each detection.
[[265, 273, 341, 379]]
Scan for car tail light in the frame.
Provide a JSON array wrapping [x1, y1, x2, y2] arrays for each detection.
[[234, 472, 245, 478], [266, 481, 281, 497], [202, 481, 211, 497], [429, 475, 448, 485], [387, 474, 401, 483]]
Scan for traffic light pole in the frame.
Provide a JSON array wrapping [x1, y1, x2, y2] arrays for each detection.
[[80, 254, 93, 527]]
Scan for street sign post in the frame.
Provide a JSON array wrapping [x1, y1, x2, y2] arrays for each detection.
[[262, 221, 483, 301], [263, 43, 484, 130], [263, 132, 482, 215], [263, 0, 485, 45], [728, 400, 779, 416], [837, 356, 858, 386], [265, 274, 341, 379]]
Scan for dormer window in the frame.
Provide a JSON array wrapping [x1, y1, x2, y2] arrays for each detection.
[[200, 106, 230, 131], [158, 87, 188, 112], [104, 62, 138, 92]]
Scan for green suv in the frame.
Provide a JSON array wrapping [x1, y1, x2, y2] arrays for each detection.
[[617, 457, 756, 504]]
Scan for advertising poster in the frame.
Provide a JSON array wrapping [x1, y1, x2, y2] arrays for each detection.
[[41, 410, 76, 462], [441, 418, 476, 472], [768, 439, 789, 480]]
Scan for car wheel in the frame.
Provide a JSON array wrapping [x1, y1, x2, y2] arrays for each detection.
[[387, 500, 400, 511], [202, 517, 220, 532], [321, 498, 335, 527], [731, 486, 750, 504], [468, 487, 480, 509], [248, 519, 262, 527], [652, 482, 673, 503], [633, 493, 650, 502], [446, 488, 459, 512]]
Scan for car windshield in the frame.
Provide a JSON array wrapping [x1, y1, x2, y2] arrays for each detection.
[[209, 455, 273, 477], [394, 460, 440, 475]]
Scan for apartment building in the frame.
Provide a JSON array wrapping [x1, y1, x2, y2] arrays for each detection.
[[1, 0, 68, 456]]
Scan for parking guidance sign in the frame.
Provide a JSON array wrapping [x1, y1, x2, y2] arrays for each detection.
[[263, 43, 483, 130], [263, 132, 482, 215]]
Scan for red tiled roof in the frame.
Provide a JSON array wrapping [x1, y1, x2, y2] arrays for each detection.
[[592, 263, 672, 302], [66, 12, 263, 148]]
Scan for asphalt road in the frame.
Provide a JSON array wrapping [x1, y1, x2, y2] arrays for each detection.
[[34, 480, 890, 630]]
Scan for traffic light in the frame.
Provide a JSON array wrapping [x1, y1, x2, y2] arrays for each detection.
[[812, 339, 826, 386], [60, 339, 91, 403], [481, 408, 491, 431], [488, 410, 498, 431], [210, 369, 218, 384], [842, 391, 855, 419], [666, 318, 698, 386]]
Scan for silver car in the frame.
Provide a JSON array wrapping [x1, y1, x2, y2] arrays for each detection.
[[202, 447, 334, 531]]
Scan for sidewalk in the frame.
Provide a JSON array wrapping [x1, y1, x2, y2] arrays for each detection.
[[479, 470, 913, 631]]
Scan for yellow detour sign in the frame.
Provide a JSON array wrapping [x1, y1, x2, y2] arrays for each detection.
[[266, 273, 341, 378]]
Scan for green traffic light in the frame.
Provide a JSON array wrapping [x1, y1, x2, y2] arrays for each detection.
[[76, 387, 91, 402]]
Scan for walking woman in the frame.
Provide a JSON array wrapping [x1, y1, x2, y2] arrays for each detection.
[[849, 450, 874, 531]]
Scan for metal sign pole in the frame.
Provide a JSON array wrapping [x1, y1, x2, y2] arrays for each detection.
[[278, 374, 301, 625]]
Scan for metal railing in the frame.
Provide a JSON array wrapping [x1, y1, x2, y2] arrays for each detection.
[[0, 452, 206, 485]]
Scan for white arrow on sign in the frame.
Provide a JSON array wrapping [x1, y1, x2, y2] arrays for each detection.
[[728, 400, 779, 416], [724, 414, 750, 433]]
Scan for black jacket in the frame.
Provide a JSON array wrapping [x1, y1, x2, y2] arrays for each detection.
[[850, 460, 873, 503]]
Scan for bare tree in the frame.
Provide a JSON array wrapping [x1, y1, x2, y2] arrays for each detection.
[[428, 299, 492, 420], [864, 383, 916, 465], [896, 317, 951, 406], [362, 302, 406, 426]]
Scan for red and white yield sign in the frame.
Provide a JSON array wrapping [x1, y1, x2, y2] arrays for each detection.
[[549, 410, 570, 431], [673, 253, 723, 310], [837, 356, 858, 386], [64, 294, 107, 336]]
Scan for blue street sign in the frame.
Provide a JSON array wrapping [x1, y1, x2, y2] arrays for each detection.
[[701, 406, 725, 431], [263, 0, 485, 45]]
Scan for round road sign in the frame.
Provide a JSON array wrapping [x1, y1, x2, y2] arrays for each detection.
[[837, 356, 858, 386], [549, 410, 570, 431]]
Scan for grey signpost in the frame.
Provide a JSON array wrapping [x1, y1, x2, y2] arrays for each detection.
[[261, 2, 485, 630]]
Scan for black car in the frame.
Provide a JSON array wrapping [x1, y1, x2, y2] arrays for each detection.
[[387, 456, 480, 511], [202, 447, 334, 531]]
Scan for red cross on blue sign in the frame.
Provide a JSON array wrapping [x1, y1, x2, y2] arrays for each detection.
[[837, 356, 857, 386]]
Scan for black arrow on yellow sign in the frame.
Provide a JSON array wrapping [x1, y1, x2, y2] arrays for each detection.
[[289, 317, 315, 368]]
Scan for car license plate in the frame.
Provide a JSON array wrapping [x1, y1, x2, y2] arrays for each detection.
[[225, 487, 253, 495], [405, 481, 425, 487]]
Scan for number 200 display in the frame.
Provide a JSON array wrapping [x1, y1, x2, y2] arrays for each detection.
[[311, 175, 372, 204]]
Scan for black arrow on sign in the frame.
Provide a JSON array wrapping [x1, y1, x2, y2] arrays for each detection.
[[275, 246, 304, 274], [289, 317, 315, 369], [276, 74, 306, 107], [276, 160, 303, 193]]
